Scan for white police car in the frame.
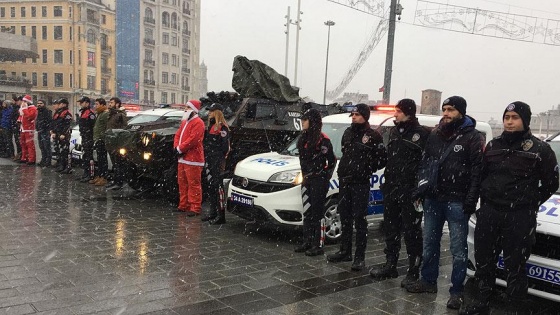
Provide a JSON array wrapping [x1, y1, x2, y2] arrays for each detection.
[[467, 132, 560, 302], [227, 106, 494, 241]]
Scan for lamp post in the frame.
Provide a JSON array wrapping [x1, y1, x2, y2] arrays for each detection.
[[323, 20, 335, 105]]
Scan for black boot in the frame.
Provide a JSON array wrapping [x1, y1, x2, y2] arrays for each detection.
[[326, 249, 352, 263], [370, 260, 398, 280], [459, 300, 489, 315], [305, 246, 324, 257], [209, 207, 226, 225], [294, 243, 312, 253], [400, 256, 421, 288]]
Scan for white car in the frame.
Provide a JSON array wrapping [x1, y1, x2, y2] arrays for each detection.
[[466, 133, 560, 302], [227, 106, 494, 241]]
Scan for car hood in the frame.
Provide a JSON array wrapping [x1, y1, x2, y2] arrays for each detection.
[[538, 193, 560, 229], [234, 152, 301, 182]]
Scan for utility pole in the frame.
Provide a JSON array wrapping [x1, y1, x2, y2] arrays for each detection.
[[382, 0, 402, 104], [294, 0, 302, 86], [284, 7, 291, 76], [323, 21, 335, 105]]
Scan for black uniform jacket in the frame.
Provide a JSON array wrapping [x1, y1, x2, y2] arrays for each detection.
[[78, 107, 96, 137], [204, 123, 230, 158], [337, 122, 387, 184], [52, 107, 73, 136], [421, 116, 484, 211], [298, 132, 336, 180], [36, 106, 52, 133], [383, 119, 429, 197], [480, 130, 559, 212]]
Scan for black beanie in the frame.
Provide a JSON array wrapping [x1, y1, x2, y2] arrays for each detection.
[[301, 108, 322, 128], [351, 103, 370, 121], [442, 96, 467, 116], [396, 98, 416, 117], [503, 101, 531, 130]]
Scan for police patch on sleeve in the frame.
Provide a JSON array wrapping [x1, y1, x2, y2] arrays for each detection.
[[522, 139, 533, 151], [220, 130, 228, 137], [89, 114, 95, 120], [454, 144, 463, 152], [362, 135, 370, 144], [411, 133, 420, 142]]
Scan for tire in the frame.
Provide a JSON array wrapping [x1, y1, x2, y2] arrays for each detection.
[[323, 197, 342, 243]]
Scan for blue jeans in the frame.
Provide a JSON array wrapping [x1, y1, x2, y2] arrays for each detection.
[[420, 198, 469, 294]]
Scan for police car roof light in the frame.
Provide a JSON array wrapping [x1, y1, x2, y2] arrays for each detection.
[[371, 104, 397, 112]]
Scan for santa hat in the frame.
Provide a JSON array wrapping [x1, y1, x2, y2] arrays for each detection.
[[22, 95, 33, 104], [186, 100, 201, 113]]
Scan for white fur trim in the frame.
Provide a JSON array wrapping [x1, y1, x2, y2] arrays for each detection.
[[186, 101, 199, 113]]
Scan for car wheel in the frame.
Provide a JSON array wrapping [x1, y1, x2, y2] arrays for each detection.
[[323, 197, 342, 243]]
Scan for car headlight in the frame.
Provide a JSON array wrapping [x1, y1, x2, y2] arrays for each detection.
[[119, 148, 127, 156], [269, 170, 302, 185], [143, 152, 152, 160]]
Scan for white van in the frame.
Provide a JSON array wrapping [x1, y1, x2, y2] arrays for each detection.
[[467, 132, 560, 302], [227, 106, 494, 241]]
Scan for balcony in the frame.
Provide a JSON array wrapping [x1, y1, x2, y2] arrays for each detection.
[[181, 67, 190, 74], [101, 45, 112, 54], [182, 85, 190, 91], [101, 67, 112, 75], [182, 30, 191, 36], [0, 75, 32, 89], [182, 48, 191, 55], [87, 17, 99, 24], [144, 17, 155, 25], [144, 38, 155, 46], [183, 9, 191, 15], [143, 79, 155, 86], [143, 59, 155, 67]]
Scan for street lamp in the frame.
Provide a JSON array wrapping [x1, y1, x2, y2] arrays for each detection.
[[323, 20, 335, 105]]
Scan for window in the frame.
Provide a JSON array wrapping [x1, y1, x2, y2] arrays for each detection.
[[87, 76, 96, 90], [150, 91, 154, 102], [31, 6, 36, 17], [162, 33, 169, 44], [32, 73, 37, 86], [42, 49, 47, 63], [162, 12, 170, 28], [69, 26, 72, 40], [144, 90, 148, 101], [100, 34, 108, 48], [70, 74, 73, 88], [171, 93, 176, 104], [31, 26, 36, 39], [41, 6, 47, 18], [42, 26, 47, 40], [10, 7, 15, 18], [54, 73, 63, 87], [21, 72, 26, 78], [145, 8, 153, 19], [0, 8, 5, 18], [172, 54, 178, 66], [171, 73, 177, 84], [78, 50, 81, 65], [162, 53, 169, 64], [161, 92, 168, 104], [70, 51, 73, 64], [171, 13, 178, 29], [171, 33, 177, 46], [1, 26, 15, 34], [87, 29, 96, 44], [87, 9, 97, 23], [145, 49, 152, 61], [21, 26, 26, 36], [53, 6, 62, 17], [162, 72, 169, 83], [87, 52, 95, 67], [54, 26, 62, 40], [101, 14, 106, 24], [101, 79, 107, 93], [20, 7, 25, 18], [54, 50, 63, 64], [42, 73, 48, 87]]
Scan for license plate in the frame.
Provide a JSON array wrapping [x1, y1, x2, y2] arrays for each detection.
[[498, 257, 560, 285], [230, 193, 253, 206], [71, 153, 81, 160]]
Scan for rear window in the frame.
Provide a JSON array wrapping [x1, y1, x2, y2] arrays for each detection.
[[127, 114, 160, 124]]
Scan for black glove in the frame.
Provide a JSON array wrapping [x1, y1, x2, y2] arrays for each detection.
[[174, 147, 182, 158]]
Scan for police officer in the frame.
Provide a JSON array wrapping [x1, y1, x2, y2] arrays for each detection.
[[460, 102, 559, 315], [35, 100, 52, 167], [294, 108, 336, 256], [370, 99, 429, 287], [327, 103, 387, 271], [201, 103, 231, 224], [51, 99, 73, 173], [77, 97, 96, 182]]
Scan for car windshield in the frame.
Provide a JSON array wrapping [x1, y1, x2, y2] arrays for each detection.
[[548, 140, 560, 193], [281, 122, 351, 157], [127, 114, 161, 125]]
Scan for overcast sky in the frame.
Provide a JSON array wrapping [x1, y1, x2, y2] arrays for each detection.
[[200, 0, 560, 122]]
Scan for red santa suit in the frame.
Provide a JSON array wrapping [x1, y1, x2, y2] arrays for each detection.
[[19, 95, 37, 163]]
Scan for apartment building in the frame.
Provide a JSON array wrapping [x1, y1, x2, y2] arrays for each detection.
[[116, 0, 201, 106], [0, 0, 116, 110]]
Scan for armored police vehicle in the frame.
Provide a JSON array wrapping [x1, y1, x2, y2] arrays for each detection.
[[227, 105, 494, 242], [467, 132, 560, 302]]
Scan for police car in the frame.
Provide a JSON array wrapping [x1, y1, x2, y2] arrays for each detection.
[[467, 132, 560, 302], [227, 105, 494, 241]]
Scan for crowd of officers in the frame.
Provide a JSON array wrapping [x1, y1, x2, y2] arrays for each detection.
[[293, 97, 558, 315], [0, 95, 128, 190]]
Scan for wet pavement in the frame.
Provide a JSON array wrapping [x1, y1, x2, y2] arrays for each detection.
[[0, 163, 557, 314]]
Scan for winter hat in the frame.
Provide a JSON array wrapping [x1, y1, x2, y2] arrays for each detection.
[[208, 103, 223, 112], [351, 103, 370, 121], [59, 98, 69, 106], [78, 96, 90, 103], [442, 96, 467, 116], [396, 98, 416, 117], [301, 108, 322, 128], [503, 101, 532, 130], [22, 95, 33, 104], [186, 99, 201, 113]]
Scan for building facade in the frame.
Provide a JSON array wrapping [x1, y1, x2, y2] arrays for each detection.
[[420, 89, 442, 115], [116, 0, 201, 106], [0, 0, 116, 112]]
